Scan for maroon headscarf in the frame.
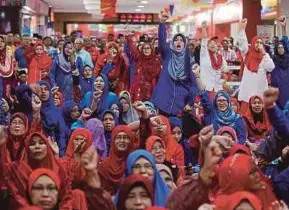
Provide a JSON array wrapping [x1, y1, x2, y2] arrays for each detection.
[[117, 175, 154, 210], [98, 125, 134, 195], [7, 112, 29, 161]]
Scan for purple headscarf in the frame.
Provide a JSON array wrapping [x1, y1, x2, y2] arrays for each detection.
[[85, 118, 107, 159]]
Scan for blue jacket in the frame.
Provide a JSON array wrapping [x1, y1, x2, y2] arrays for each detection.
[[15, 83, 67, 157], [200, 91, 247, 144], [267, 105, 289, 141], [49, 56, 83, 102], [15, 47, 28, 68], [271, 36, 289, 109], [151, 23, 197, 115], [124, 43, 135, 88]]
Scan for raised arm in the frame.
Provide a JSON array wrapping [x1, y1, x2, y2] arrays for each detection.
[[237, 19, 249, 57], [264, 88, 289, 140], [158, 11, 170, 58], [192, 65, 213, 115], [126, 34, 140, 60], [200, 21, 209, 57]]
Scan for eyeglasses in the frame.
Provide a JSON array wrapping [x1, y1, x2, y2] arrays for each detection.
[[32, 185, 58, 194], [133, 163, 153, 171], [115, 135, 130, 141]]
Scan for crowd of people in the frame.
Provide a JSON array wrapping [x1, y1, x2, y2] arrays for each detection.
[[1, 10, 289, 210]]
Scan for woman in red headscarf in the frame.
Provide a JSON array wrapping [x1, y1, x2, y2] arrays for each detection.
[[243, 95, 272, 151], [53, 90, 63, 108], [27, 41, 52, 84], [127, 35, 162, 102], [148, 115, 184, 168], [214, 191, 262, 210], [61, 128, 94, 189], [116, 175, 156, 210], [0, 132, 71, 209], [6, 113, 30, 161], [237, 19, 275, 112], [94, 42, 129, 94], [97, 125, 134, 195], [230, 97, 240, 114]]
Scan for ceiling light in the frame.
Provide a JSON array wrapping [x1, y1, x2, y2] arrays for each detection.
[[135, 8, 141, 12], [138, 5, 144, 8], [140, 0, 148, 3]]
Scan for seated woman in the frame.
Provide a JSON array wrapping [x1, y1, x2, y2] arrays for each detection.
[[243, 95, 272, 151], [82, 74, 117, 118], [6, 113, 30, 161], [0, 132, 70, 209], [61, 128, 93, 189], [116, 175, 154, 210], [156, 164, 177, 190], [192, 66, 247, 144], [101, 109, 119, 155], [74, 64, 95, 101], [216, 126, 239, 145], [119, 91, 139, 124], [167, 127, 277, 210], [61, 100, 81, 142], [214, 191, 262, 210], [169, 117, 196, 168], [146, 136, 180, 181], [14, 147, 115, 210], [114, 149, 170, 207], [97, 125, 134, 195]]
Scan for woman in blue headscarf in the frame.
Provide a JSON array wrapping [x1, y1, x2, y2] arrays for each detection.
[[49, 41, 83, 102], [75, 64, 95, 101], [114, 149, 171, 207], [150, 12, 197, 116], [101, 109, 119, 155], [201, 90, 247, 144], [168, 117, 197, 168], [82, 74, 117, 118], [61, 100, 81, 142], [38, 80, 66, 156]]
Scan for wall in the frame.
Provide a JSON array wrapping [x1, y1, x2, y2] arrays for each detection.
[[54, 13, 117, 34], [278, 0, 289, 36], [215, 23, 231, 41]]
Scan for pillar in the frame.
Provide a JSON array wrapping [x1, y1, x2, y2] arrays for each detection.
[[242, 0, 262, 41]]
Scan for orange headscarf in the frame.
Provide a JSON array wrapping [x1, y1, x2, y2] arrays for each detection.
[[217, 154, 276, 209], [214, 191, 262, 210], [146, 136, 166, 152], [98, 125, 134, 194], [243, 95, 271, 140], [150, 115, 184, 165], [244, 36, 264, 73], [65, 128, 93, 157]]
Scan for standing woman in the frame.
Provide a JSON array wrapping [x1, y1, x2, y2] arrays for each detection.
[[237, 19, 275, 110], [271, 16, 289, 109], [27, 41, 52, 84], [200, 21, 228, 96], [151, 11, 197, 116], [127, 34, 161, 102], [50, 41, 83, 102], [0, 35, 15, 100]]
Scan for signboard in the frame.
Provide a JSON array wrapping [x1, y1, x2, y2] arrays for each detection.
[[118, 13, 154, 23]]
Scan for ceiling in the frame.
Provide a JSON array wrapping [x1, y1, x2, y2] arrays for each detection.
[[43, 0, 181, 14]]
